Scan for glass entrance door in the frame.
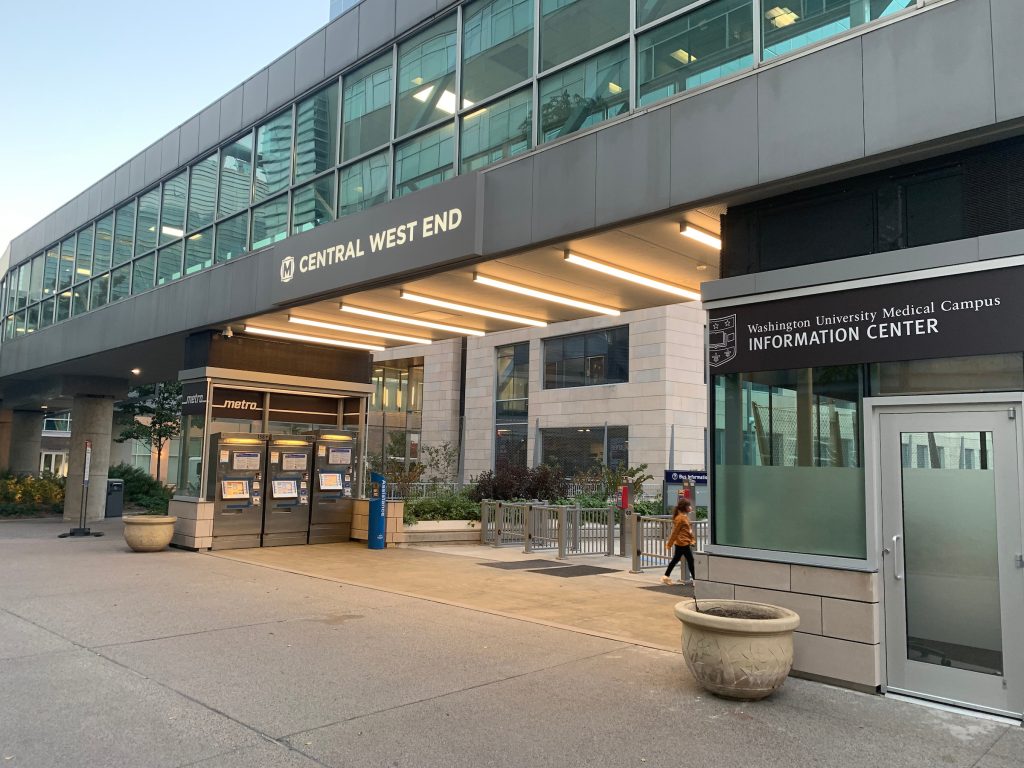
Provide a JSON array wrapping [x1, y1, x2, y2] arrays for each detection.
[[879, 408, 1024, 717]]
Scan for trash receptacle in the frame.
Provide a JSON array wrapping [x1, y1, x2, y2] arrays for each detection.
[[105, 479, 125, 518]]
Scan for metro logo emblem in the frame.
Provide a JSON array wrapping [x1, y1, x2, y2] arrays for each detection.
[[280, 256, 295, 283], [708, 314, 738, 368]]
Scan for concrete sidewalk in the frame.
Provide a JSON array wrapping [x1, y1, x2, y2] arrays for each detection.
[[1, 517, 1021, 768]]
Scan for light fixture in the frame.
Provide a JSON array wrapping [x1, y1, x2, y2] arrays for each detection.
[[473, 274, 620, 316], [696, 264, 708, 272], [765, 6, 799, 27], [340, 305, 485, 336], [161, 225, 184, 239], [564, 252, 701, 300], [680, 224, 722, 250], [607, 82, 622, 95], [436, 89, 457, 115], [244, 325, 385, 351], [671, 48, 697, 64], [400, 291, 547, 327], [462, 98, 477, 110], [130, 368, 141, 375], [413, 85, 435, 102], [288, 315, 432, 344], [41, 404, 48, 410]]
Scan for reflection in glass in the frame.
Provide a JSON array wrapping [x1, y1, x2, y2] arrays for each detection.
[[16, 264, 30, 310], [544, 325, 627, 388], [215, 214, 248, 263], [157, 243, 183, 285], [637, 0, 754, 107], [74, 225, 94, 284], [539, 44, 629, 142], [495, 342, 529, 468], [252, 196, 289, 249], [89, 274, 110, 311], [29, 255, 43, 303], [178, 412, 207, 497], [460, 88, 532, 172], [637, 0, 695, 26], [94, 214, 114, 273], [463, 0, 533, 104], [396, 16, 458, 138], [113, 202, 135, 267], [38, 297, 55, 328], [394, 123, 454, 198], [342, 55, 392, 161], [713, 366, 865, 557], [188, 155, 218, 232], [295, 84, 338, 183], [135, 188, 160, 255], [161, 171, 188, 245], [254, 111, 293, 203], [762, 0, 914, 59], [54, 292, 72, 323], [540, 0, 629, 71], [871, 354, 1024, 396], [71, 283, 89, 317], [132, 254, 155, 294], [26, 303, 39, 333], [339, 153, 390, 216], [900, 431, 1003, 676], [109, 266, 131, 303], [58, 237, 76, 290], [292, 176, 335, 234], [185, 229, 213, 274], [218, 133, 253, 218]]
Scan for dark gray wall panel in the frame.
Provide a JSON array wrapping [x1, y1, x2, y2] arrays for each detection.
[[99, 173, 117, 212], [219, 86, 244, 141], [296, 30, 327, 93], [326, 12, 360, 76], [144, 143, 162, 187], [595, 110, 671, 226], [482, 156, 534, 254], [129, 154, 146, 195], [757, 39, 864, 183], [199, 103, 221, 151], [268, 53, 296, 110], [160, 131, 181, 176], [179, 117, 200, 164], [241, 73, 269, 130], [670, 76, 758, 207], [991, 0, 1024, 121], [75, 195, 90, 230], [863, 0, 994, 155], [396, 0, 436, 35], [87, 184, 102, 221], [532, 135, 596, 242], [358, 0, 397, 58]]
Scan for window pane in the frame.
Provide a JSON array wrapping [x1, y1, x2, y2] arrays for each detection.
[[540, 0, 629, 71], [113, 202, 135, 266], [72, 282, 89, 316], [292, 176, 335, 234], [394, 123, 454, 198], [295, 84, 338, 183], [58, 236, 76, 290], [135, 188, 160, 255], [763, 0, 914, 60], [637, 0, 690, 26], [218, 134, 253, 218], [29, 255, 43, 303], [26, 303, 39, 333], [495, 423, 528, 468], [342, 54, 392, 162], [637, 0, 754, 108], [89, 274, 110, 310], [42, 247, 59, 299], [541, 425, 628, 475], [185, 229, 213, 274], [188, 154, 218, 232], [132, 254, 155, 294], [160, 171, 187, 245], [396, 16, 458, 138], [254, 111, 293, 203], [74, 225, 94, 284], [94, 214, 114, 272], [54, 291, 72, 323], [215, 214, 248, 263], [109, 266, 131, 303], [339, 152, 390, 216], [157, 242, 183, 285], [460, 88, 532, 172], [38, 297, 55, 328], [871, 354, 1024, 395], [252, 196, 290, 249], [16, 264, 30, 310], [713, 366, 865, 558], [539, 44, 629, 142], [463, 0, 533, 104]]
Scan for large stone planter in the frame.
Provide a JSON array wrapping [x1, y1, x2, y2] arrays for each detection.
[[674, 599, 800, 700], [122, 515, 178, 552]]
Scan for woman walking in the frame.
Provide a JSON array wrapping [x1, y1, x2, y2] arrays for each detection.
[[661, 497, 696, 586]]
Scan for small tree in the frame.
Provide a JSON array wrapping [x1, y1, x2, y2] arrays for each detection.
[[422, 441, 459, 484], [115, 381, 183, 482]]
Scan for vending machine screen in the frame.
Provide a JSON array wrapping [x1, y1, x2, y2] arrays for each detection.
[[221, 480, 251, 500], [271, 480, 299, 499], [327, 447, 352, 465], [281, 453, 307, 471], [318, 472, 344, 491]]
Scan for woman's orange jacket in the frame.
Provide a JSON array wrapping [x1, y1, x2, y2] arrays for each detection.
[[666, 511, 696, 547]]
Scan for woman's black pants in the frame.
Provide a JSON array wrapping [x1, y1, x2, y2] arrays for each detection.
[[664, 545, 694, 580]]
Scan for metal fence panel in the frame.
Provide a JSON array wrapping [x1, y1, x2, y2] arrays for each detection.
[[630, 515, 708, 573]]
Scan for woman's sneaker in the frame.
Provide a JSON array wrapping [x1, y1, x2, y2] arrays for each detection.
[[660, 576, 674, 586]]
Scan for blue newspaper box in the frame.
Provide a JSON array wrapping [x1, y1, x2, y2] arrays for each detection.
[[368, 472, 387, 549]]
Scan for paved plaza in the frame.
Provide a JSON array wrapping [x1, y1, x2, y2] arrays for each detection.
[[1, 517, 1022, 768]]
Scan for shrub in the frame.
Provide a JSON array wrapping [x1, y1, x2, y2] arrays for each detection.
[[403, 490, 480, 525], [107, 464, 173, 514], [468, 462, 568, 503]]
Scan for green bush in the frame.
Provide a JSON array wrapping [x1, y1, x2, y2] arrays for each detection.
[[107, 464, 173, 514], [633, 497, 663, 516], [403, 490, 480, 525]]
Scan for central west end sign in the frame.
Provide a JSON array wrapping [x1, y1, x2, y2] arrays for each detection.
[[269, 172, 481, 306], [707, 264, 1022, 374]]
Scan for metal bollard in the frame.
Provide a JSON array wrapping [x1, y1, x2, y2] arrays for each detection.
[[557, 505, 568, 560], [629, 512, 641, 573]]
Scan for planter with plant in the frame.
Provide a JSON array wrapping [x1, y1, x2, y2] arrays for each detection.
[[108, 464, 176, 552], [673, 597, 800, 700]]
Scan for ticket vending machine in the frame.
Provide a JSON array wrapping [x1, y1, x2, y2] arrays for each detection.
[[208, 434, 267, 550], [309, 432, 358, 544], [263, 436, 314, 547]]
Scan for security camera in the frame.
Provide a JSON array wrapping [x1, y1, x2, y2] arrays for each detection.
[[222, 326, 234, 338]]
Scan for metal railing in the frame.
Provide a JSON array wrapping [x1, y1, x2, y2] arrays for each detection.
[[387, 481, 459, 500], [480, 501, 616, 558], [629, 515, 709, 574]]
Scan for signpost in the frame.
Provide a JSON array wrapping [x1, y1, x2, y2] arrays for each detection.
[[59, 440, 104, 539]]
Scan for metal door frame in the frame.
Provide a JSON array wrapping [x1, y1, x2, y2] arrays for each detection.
[[864, 393, 1024, 719]]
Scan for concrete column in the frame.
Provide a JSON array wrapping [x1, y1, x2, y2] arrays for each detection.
[[9, 410, 45, 475], [0, 408, 14, 473], [63, 396, 115, 523]]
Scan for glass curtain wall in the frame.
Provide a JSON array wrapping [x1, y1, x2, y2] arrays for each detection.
[[396, 16, 458, 138], [462, 0, 533, 103], [366, 362, 425, 474], [342, 55, 392, 162], [495, 342, 529, 468]]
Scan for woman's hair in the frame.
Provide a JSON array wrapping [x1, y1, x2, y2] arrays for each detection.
[[674, 497, 692, 514]]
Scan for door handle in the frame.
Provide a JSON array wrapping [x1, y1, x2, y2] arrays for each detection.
[[893, 534, 904, 581]]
